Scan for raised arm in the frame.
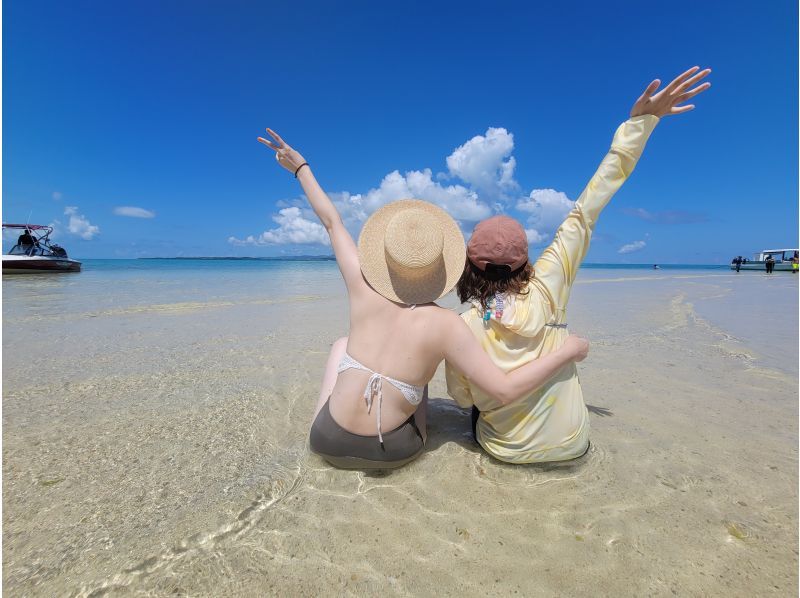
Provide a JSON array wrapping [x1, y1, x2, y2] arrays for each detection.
[[528, 67, 711, 313], [258, 128, 367, 293], [441, 311, 588, 406]]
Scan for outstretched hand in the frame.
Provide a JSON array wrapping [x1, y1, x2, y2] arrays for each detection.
[[630, 66, 711, 118], [257, 128, 308, 175]]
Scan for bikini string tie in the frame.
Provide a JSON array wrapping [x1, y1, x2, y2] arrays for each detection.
[[364, 373, 384, 444]]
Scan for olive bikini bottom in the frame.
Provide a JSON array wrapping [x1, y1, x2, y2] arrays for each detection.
[[310, 399, 424, 470]]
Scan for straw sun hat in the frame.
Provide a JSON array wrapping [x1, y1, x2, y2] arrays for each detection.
[[358, 200, 466, 305]]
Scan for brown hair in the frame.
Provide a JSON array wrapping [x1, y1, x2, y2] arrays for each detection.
[[456, 259, 534, 311]]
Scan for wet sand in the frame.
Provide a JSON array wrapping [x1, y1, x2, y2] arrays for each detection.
[[3, 266, 797, 596]]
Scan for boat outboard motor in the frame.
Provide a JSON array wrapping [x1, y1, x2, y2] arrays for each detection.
[[50, 244, 67, 257]]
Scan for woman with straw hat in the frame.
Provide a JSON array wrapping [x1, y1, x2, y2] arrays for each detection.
[[258, 130, 589, 469]]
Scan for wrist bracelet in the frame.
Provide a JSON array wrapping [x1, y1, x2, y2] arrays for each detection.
[[294, 162, 309, 178]]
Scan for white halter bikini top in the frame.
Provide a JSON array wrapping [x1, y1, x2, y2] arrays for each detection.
[[337, 352, 425, 444]]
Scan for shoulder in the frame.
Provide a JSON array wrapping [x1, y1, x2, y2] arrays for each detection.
[[423, 305, 468, 333], [459, 304, 480, 324], [427, 303, 460, 320]]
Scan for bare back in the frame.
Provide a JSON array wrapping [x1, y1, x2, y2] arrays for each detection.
[[328, 284, 448, 435]]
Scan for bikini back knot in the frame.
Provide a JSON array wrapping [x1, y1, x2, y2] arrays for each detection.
[[337, 352, 424, 444]]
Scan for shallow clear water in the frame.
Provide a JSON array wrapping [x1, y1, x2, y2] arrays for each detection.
[[3, 261, 797, 596]]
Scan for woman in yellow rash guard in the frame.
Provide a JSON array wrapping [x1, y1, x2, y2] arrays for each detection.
[[445, 67, 712, 464]]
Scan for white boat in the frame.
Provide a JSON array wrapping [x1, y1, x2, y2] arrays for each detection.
[[730, 248, 798, 272], [3, 224, 81, 273]]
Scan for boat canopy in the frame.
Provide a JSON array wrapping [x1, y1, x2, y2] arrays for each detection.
[[753, 248, 799, 262], [2, 224, 52, 231]]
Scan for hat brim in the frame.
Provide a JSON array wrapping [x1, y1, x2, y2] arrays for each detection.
[[358, 200, 466, 305]]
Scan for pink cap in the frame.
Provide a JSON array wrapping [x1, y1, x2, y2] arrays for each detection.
[[467, 215, 528, 272]]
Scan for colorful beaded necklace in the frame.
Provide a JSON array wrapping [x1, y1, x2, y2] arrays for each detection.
[[483, 292, 505, 322]]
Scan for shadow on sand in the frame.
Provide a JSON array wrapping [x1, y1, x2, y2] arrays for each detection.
[[423, 397, 481, 452], [363, 398, 609, 477], [360, 398, 478, 478], [586, 404, 613, 417]]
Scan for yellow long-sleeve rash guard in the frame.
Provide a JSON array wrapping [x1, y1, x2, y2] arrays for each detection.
[[445, 114, 659, 464]]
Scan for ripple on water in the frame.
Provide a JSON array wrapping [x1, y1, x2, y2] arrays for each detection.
[[75, 464, 305, 597], [472, 442, 610, 488]]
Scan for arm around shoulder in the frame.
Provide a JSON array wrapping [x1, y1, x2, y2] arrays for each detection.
[[441, 311, 586, 406]]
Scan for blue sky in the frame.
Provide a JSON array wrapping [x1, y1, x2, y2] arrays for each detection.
[[3, 0, 797, 262]]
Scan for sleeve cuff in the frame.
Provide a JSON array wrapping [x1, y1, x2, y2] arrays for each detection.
[[609, 114, 659, 160]]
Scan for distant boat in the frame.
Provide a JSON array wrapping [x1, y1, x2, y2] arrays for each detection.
[[730, 248, 798, 272], [3, 224, 81, 273]]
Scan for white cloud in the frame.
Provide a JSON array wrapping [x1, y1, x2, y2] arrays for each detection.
[[517, 189, 575, 229], [46, 221, 62, 240], [446, 127, 519, 199], [114, 206, 155, 218], [524, 228, 546, 244], [229, 207, 329, 246], [358, 169, 492, 222], [64, 206, 99, 240], [327, 191, 369, 230], [238, 127, 578, 248], [516, 188, 575, 244], [618, 240, 646, 254], [621, 207, 708, 224], [235, 169, 494, 248], [52, 191, 62, 201]]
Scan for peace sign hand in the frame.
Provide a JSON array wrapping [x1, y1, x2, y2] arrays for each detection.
[[257, 128, 308, 175], [630, 66, 712, 118]]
